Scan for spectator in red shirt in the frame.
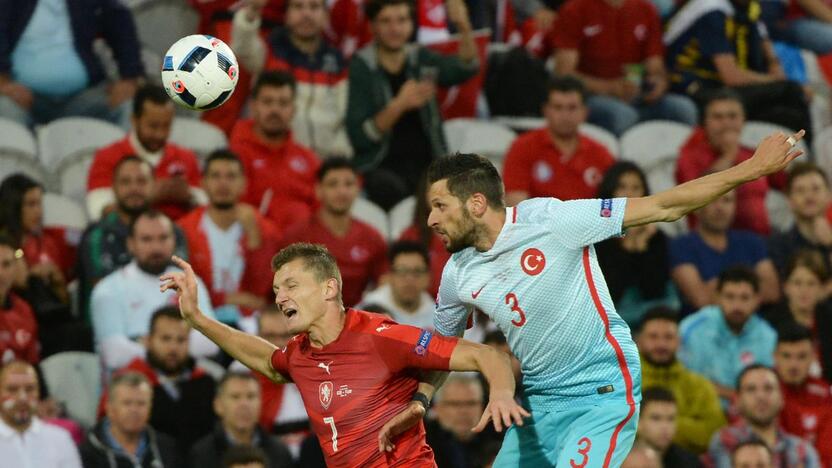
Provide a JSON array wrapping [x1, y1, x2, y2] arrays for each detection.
[[551, 0, 698, 136], [676, 89, 787, 236], [773, 325, 832, 467], [87, 85, 204, 221], [177, 150, 281, 325], [230, 71, 321, 234], [502, 76, 615, 205], [0, 234, 38, 364], [279, 157, 387, 307]]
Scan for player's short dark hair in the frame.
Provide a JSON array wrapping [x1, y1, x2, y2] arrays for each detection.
[[776, 323, 813, 346], [597, 161, 651, 199], [717, 266, 759, 293], [204, 149, 243, 175], [427, 153, 505, 210], [702, 88, 745, 116], [731, 439, 773, 466], [113, 155, 153, 183], [546, 75, 587, 104], [128, 209, 172, 237], [786, 162, 829, 194], [149, 305, 184, 334], [222, 445, 268, 468], [636, 306, 680, 333], [217, 370, 259, 396], [271, 243, 342, 300], [108, 372, 152, 402], [133, 85, 172, 117], [736, 364, 776, 391], [388, 240, 429, 266], [784, 249, 829, 283], [641, 387, 676, 410], [316, 157, 356, 182], [365, 0, 413, 21], [252, 70, 296, 99]]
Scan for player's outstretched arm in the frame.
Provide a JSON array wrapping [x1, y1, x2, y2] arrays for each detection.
[[160, 256, 287, 383], [623, 130, 804, 229]]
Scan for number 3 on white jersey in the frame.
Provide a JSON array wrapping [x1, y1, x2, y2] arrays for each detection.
[[323, 416, 338, 452]]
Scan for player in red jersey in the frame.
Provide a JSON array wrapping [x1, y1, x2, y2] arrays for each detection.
[[160, 242, 528, 467]]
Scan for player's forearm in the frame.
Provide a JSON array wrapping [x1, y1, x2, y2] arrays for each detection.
[[452, 344, 516, 398], [416, 371, 450, 400], [190, 312, 282, 381]]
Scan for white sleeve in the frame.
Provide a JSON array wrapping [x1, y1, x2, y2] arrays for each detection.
[[190, 275, 220, 358], [100, 336, 145, 372], [190, 187, 209, 206], [55, 425, 83, 468], [90, 279, 125, 345], [231, 8, 266, 74], [85, 188, 115, 221], [520, 197, 627, 250], [433, 260, 471, 337]]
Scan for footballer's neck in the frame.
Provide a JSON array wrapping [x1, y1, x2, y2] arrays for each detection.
[[475, 207, 508, 252], [308, 306, 347, 348]]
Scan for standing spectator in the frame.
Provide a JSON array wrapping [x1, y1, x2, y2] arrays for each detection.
[[87, 85, 204, 221], [278, 158, 387, 307], [0, 361, 81, 467], [760, 250, 832, 381], [80, 372, 180, 468], [637, 387, 702, 467], [669, 192, 780, 315], [772, 325, 832, 467], [0, 234, 38, 364], [91, 210, 218, 372], [637, 307, 726, 453], [664, 0, 811, 137], [705, 365, 820, 468], [551, 0, 698, 136], [190, 372, 293, 468], [502, 76, 615, 205], [360, 241, 435, 329], [77, 156, 189, 321], [676, 90, 787, 236], [0, 0, 142, 127], [768, 163, 832, 277], [346, 0, 480, 209], [232, 0, 352, 158], [731, 440, 774, 468], [177, 150, 280, 325], [679, 267, 778, 405], [595, 163, 677, 325], [761, 0, 832, 55], [398, 175, 450, 297], [230, 71, 321, 233], [111, 307, 218, 453]]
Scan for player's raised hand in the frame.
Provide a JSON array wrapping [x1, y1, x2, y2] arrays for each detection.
[[747, 130, 805, 178], [159, 256, 201, 325], [377, 400, 425, 453], [472, 391, 530, 433]]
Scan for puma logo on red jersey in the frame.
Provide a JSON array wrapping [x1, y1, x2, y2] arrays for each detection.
[[318, 361, 333, 375]]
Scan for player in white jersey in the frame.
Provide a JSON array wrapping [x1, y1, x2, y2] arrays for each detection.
[[377, 129, 804, 467]]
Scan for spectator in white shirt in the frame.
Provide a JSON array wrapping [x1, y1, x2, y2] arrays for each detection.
[[0, 360, 81, 468]]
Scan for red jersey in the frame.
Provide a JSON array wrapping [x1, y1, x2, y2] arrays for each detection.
[[0, 294, 38, 364], [269, 309, 458, 467], [279, 216, 387, 307], [87, 137, 202, 220], [780, 378, 832, 467], [21, 227, 78, 281], [676, 128, 787, 235], [502, 129, 615, 201], [398, 226, 450, 298], [230, 121, 321, 233], [551, 0, 664, 79]]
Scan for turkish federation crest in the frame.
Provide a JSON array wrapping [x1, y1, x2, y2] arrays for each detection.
[[319, 381, 334, 410]]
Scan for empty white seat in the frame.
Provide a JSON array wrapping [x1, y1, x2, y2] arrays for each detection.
[[0, 154, 48, 184], [169, 118, 228, 159], [0, 117, 37, 159], [40, 352, 101, 428], [766, 190, 794, 234], [620, 120, 693, 169], [580, 123, 619, 157], [443, 118, 517, 167], [352, 197, 389, 239], [43, 192, 88, 231], [741, 121, 809, 157], [389, 196, 416, 240], [37, 117, 124, 170]]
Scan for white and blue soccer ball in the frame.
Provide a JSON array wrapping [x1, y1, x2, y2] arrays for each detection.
[[161, 35, 239, 111]]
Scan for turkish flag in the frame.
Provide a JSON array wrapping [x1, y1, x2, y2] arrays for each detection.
[[426, 30, 491, 119]]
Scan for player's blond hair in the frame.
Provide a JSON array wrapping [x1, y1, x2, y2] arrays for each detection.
[[271, 242, 343, 302]]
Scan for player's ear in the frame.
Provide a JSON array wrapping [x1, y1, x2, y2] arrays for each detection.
[[323, 277, 340, 302], [468, 193, 488, 217]]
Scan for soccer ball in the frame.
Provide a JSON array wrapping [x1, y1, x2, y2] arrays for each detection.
[[161, 35, 239, 111]]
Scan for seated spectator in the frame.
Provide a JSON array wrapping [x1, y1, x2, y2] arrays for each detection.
[[502, 76, 615, 205], [346, 0, 479, 209], [664, 0, 811, 137], [637, 387, 702, 467], [278, 158, 386, 307], [768, 163, 832, 277], [91, 210, 218, 372], [621, 442, 662, 468], [232, 0, 352, 158], [731, 440, 774, 468], [360, 241, 434, 329], [0, 361, 81, 467], [223, 445, 269, 468], [760, 250, 832, 381], [773, 325, 832, 467], [177, 150, 280, 325], [669, 191, 779, 315], [551, 0, 698, 136], [87, 85, 204, 221], [0, 0, 142, 127], [77, 156, 189, 321], [705, 365, 820, 468], [595, 163, 678, 325], [230, 71, 321, 233], [0, 234, 38, 364], [679, 267, 778, 405], [398, 175, 450, 297], [190, 371, 293, 468], [676, 90, 787, 236], [80, 372, 180, 468], [110, 307, 218, 453], [637, 307, 725, 453], [759, 0, 832, 55]]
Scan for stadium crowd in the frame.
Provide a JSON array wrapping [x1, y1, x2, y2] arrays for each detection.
[[1, 0, 832, 466]]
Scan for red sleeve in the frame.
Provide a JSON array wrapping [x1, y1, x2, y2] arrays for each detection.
[[767, 169, 788, 191], [675, 145, 706, 183], [87, 147, 120, 190], [269, 345, 293, 381], [550, 0, 582, 50], [375, 322, 458, 373], [502, 137, 534, 193], [20, 299, 39, 364], [644, 3, 665, 58], [181, 149, 202, 187]]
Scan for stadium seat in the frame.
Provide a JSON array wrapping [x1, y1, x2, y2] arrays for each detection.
[[0, 154, 48, 184], [766, 190, 794, 233], [389, 196, 416, 240], [352, 197, 390, 239], [443, 118, 517, 168], [0, 117, 37, 159], [620, 120, 693, 169], [813, 126, 832, 180], [43, 193, 88, 231], [644, 158, 690, 238], [169, 118, 228, 160], [196, 357, 227, 382], [40, 352, 101, 428], [492, 116, 545, 132], [128, 0, 199, 59], [580, 123, 619, 157], [741, 121, 809, 157]]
